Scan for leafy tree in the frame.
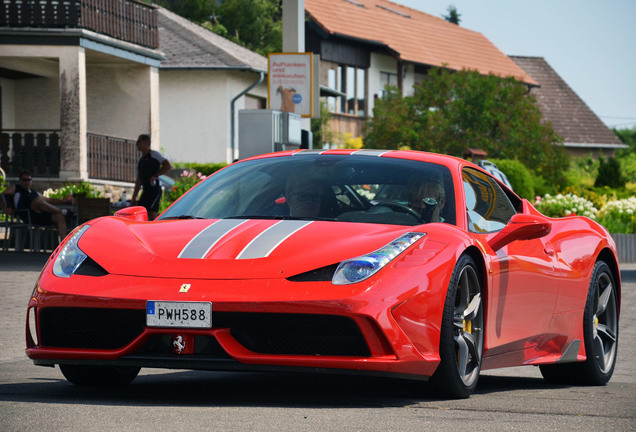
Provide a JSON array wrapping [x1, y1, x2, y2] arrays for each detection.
[[595, 156, 625, 189], [614, 126, 636, 154], [311, 101, 333, 148], [156, 0, 214, 23], [158, 0, 282, 56], [157, 0, 281, 56], [364, 68, 568, 184], [208, 0, 282, 56], [489, 158, 534, 200], [442, 5, 461, 25]]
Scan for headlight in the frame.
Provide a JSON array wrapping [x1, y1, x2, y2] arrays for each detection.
[[332, 232, 425, 285], [53, 225, 90, 278]]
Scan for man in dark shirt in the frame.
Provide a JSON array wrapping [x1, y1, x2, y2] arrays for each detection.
[[1, 170, 73, 238], [131, 134, 172, 220]]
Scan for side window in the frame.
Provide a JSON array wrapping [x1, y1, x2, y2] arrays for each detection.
[[462, 168, 516, 233]]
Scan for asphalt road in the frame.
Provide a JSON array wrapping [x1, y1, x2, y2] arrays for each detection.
[[1, 252, 635, 431]]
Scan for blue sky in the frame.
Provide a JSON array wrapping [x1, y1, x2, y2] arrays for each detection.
[[396, 0, 636, 129]]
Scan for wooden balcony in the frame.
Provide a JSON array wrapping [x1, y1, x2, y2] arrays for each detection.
[[0, 0, 158, 49], [0, 130, 137, 183], [87, 133, 137, 183]]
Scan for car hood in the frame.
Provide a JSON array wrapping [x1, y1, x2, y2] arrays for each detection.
[[77, 217, 425, 279]]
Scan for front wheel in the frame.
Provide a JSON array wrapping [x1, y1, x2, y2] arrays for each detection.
[[59, 364, 140, 387], [430, 254, 484, 399], [540, 260, 619, 385]]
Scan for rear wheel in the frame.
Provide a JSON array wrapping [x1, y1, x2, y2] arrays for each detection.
[[431, 254, 484, 399], [540, 260, 618, 385], [59, 364, 140, 387]]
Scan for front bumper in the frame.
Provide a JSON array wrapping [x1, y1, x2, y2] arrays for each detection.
[[26, 270, 445, 380]]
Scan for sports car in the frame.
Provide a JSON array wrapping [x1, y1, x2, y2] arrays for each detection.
[[26, 150, 620, 398]]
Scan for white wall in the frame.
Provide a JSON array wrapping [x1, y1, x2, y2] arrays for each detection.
[[402, 64, 416, 97], [368, 53, 397, 114], [11, 76, 59, 130], [159, 69, 267, 164], [87, 64, 152, 140]]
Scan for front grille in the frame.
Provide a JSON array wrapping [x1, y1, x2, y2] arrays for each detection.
[[138, 335, 230, 357], [217, 312, 370, 357], [39, 308, 371, 357], [39, 307, 145, 349]]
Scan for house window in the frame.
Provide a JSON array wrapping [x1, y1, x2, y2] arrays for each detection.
[[326, 65, 367, 117], [379, 71, 398, 97]]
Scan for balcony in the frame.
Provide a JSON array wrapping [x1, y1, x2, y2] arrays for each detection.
[[1, 131, 137, 183], [0, 0, 158, 49]]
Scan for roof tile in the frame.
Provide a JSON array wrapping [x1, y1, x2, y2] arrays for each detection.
[[158, 7, 267, 72], [511, 56, 623, 148]]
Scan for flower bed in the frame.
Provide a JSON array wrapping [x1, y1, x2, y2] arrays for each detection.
[[533, 193, 598, 219]]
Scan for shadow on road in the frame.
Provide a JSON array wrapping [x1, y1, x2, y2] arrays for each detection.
[[0, 367, 568, 408]]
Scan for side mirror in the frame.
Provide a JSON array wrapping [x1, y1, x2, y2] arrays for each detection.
[[488, 213, 551, 251], [114, 206, 148, 222]]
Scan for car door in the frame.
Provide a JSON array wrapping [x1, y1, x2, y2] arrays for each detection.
[[462, 168, 560, 353]]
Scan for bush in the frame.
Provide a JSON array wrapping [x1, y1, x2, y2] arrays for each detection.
[[595, 157, 625, 188], [43, 181, 103, 199], [174, 162, 227, 176], [488, 158, 534, 200], [564, 155, 597, 188], [159, 170, 209, 212]]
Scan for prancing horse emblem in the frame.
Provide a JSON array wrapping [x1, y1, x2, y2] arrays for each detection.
[[179, 283, 191, 293], [173, 335, 186, 354]]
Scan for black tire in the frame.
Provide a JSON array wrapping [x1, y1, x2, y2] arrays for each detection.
[[540, 260, 619, 385], [59, 364, 140, 387], [430, 254, 484, 399]]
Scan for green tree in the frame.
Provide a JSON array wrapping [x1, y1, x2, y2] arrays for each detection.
[[489, 158, 535, 200], [157, 0, 282, 56], [364, 68, 568, 184], [208, 0, 281, 56], [595, 156, 625, 188], [442, 5, 461, 25], [157, 0, 213, 22], [614, 126, 636, 154], [311, 101, 333, 147]]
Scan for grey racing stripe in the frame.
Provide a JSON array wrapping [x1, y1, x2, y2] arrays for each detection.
[[178, 219, 248, 259], [236, 220, 312, 259], [351, 149, 391, 157]]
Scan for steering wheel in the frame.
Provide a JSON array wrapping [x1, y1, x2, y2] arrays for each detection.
[[372, 201, 422, 222]]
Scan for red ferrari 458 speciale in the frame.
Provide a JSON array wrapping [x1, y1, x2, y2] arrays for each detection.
[[26, 150, 620, 398]]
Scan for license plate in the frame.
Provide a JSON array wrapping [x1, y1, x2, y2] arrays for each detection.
[[146, 301, 212, 328]]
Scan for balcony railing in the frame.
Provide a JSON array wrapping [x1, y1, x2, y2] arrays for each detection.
[[0, 130, 60, 177], [87, 133, 137, 183], [0, 130, 137, 183], [0, 0, 158, 49]]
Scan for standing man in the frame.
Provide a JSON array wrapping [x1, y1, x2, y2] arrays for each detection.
[[131, 134, 172, 220]]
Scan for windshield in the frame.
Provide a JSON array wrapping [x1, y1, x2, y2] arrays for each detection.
[[159, 154, 455, 226]]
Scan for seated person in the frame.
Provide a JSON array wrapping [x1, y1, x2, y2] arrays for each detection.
[[1, 170, 74, 238], [407, 178, 446, 223], [285, 174, 325, 218]]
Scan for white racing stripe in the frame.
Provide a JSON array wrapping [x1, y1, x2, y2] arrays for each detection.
[[236, 220, 313, 259], [178, 219, 248, 259]]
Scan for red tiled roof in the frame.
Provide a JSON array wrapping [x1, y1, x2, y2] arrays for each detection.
[[305, 0, 537, 85]]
